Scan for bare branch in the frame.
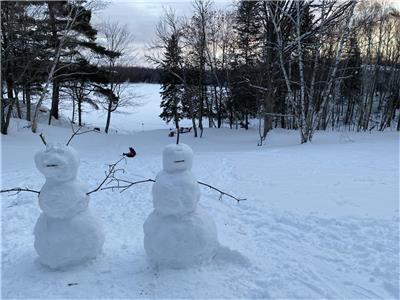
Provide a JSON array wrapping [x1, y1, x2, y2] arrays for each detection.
[[39, 133, 47, 146], [1, 187, 40, 195], [87, 157, 126, 195], [101, 172, 246, 203], [101, 179, 155, 192], [66, 123, 99, 146], [197, 181, 246, 203]]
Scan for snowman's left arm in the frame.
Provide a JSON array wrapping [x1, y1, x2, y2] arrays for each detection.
[[99, 174, 246, 203], [1, 187, 40, 196]]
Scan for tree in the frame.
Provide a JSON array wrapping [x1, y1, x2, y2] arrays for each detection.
[[185, 0, 213, 137], [46, 0, 109, 125], [1, 2, 47, 134], [231, 0, 262, 130], [159, 33, 185, 131], [97, 20, 133, 133]]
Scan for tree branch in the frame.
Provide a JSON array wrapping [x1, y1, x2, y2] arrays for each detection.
[[1, 187, 40, 196], [197, 181, 246, 203], [101, 173, 246, 203], [66, 122, 99, 146], [39, 133, 47, 146], [86, 157, 126, 195]]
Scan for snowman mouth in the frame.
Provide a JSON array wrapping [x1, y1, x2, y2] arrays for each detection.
[[174, 160, 185, 163], [46, 164, 59, 168]]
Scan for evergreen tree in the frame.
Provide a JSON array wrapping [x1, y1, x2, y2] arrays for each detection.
[[159, 33, 184, 131], [231, 0, 262, 129], [44, 0, 113, 124]]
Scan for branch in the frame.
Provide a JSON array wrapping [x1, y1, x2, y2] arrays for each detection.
[[101, 179, 155, 193], [39, 133, 47, 146], [87, 157, 126, 195], [101, 174, 246, 203], [66, 122, 99, 146], [1, 187, 40, 196], [197, 181, 246, 203]]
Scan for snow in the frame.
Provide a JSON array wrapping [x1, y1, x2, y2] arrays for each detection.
[[33, 144, 104, 269], [59, 83, 194, 133], [153, 143, 199, 216], [144, 207, 219, 269], [144, 143, 219, 268], [34, 209, 104, 269], [1, 84, 399, 298], [34, 144, 89, 218]]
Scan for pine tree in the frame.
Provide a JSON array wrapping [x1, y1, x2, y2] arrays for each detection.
[[159, 33, 184, 131], [45, 0, 112, 124], [231, 0, 262, 129]]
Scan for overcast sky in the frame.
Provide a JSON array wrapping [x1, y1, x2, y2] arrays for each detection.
[[93, 0, 232, 67]]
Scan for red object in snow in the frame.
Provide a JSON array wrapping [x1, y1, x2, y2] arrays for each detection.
[[123, 147, 136, 158]]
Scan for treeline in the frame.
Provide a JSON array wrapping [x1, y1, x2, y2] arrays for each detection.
[[113, 66, 161, 83], [154, 0, 400, 144], [1, 0, 138, 134]]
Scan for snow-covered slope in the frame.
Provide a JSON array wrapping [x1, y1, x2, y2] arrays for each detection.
[[1, 93, 399, 298]]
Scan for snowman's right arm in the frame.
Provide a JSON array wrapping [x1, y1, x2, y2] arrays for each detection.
[[0, 187, 40, 196]]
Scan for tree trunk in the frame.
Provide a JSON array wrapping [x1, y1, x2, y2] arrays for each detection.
[[25, 84, 31, 121], [397, 114, 400, 131], [32, 2, 78, 133], [48, 78, 60, 124], [14, 88, 22, 119], [1, 99, 14, 135], [78, 97, 82, 126], [105, 99, 112, 133]]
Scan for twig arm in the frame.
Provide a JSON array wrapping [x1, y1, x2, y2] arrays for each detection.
[[100, 173, 245, 203], [197, 181, 246, 203], [101, 179, 155, 192], [1, 187, 40, 195], [87, 157, 126, 195]]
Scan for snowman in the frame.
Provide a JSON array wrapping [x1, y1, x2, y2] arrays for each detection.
[[33, 143, 104, 269], [143, 143, 219, 268]]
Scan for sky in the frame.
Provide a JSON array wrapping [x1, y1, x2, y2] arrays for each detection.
[[92, 0, 400, 67], [93, 0, 232, 67]]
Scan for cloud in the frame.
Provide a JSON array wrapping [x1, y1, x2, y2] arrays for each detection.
[[92, 0, 231, 66]]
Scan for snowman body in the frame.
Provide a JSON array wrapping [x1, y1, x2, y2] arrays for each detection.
[[143, 143, 219, 268], [34, 144, 104, 269]]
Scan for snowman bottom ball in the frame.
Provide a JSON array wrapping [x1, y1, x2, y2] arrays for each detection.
[[34, 210, 105, 269], [143, 207, 219, 269]]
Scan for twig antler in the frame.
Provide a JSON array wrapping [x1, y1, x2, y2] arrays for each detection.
[[39, 133, 47, 146], [86, 157, 126, 195], [66, 122, 99, 146], [0, 187, 40, 196]]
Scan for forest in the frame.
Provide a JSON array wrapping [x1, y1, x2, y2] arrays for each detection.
[[1, 0, 399, 144]]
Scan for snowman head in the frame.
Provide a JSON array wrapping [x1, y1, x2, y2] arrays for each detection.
[[34, 143, 80, 182], [162, 143, 193, 173]]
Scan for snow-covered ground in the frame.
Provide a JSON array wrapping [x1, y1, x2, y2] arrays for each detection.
[[1, 84, 399, 299]]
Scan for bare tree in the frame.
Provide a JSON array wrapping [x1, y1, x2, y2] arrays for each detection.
[[97, 20, 134, 133]]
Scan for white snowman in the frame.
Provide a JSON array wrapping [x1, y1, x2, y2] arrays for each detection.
[[143, 143, 219, 269], [33, 143, 104, 269]]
